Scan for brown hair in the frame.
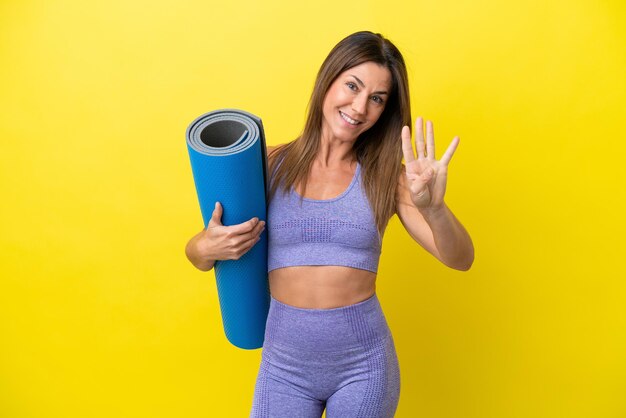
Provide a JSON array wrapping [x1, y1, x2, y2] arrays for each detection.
[[268, 31, 411, 235]]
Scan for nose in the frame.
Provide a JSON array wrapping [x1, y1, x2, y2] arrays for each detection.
[[351, 93, 368, 116]]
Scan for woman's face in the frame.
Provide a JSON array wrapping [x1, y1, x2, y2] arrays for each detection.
[[321, 61, 392, 144]]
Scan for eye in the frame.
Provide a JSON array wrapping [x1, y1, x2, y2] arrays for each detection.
[[371, 95, 384, 105], [346, 82, 358, 91]]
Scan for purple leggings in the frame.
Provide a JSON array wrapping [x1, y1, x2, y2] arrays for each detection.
[[250, 293, 400, 417]]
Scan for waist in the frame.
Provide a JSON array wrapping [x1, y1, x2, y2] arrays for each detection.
[[269, 266, 376, 309], [263, 292, 390, 351]]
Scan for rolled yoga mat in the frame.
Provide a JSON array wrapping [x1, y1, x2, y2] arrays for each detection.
[[186, 109, 270, 350]]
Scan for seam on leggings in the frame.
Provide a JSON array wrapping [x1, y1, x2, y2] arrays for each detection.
[[343, 306, 390, 417], [261, 359, 323, 402], [252, 361, 270, 417], [357, 337, 388, 417], [261, 342, 323, 401], [264, 301, 284, 342], [342, 303, 390, 348]]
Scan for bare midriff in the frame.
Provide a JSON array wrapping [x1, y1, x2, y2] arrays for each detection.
[[269, 266, 376, 309]]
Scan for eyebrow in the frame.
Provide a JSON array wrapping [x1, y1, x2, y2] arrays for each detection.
[[349, 75, 389, 95]]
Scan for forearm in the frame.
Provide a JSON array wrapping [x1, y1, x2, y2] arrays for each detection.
[[185, 232, 216, 272], [419, 203, 474, 270]]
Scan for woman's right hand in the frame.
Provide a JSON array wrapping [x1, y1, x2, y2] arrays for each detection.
[[185, 202, 266, 271]]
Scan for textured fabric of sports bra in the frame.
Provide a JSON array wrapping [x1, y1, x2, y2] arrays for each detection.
[[267, 162, 382, 273]]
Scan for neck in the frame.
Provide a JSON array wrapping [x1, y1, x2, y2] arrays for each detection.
[[317, 126, 356, 168]]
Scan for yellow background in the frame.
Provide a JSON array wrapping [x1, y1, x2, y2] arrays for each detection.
[[1, 0, 625, 417]]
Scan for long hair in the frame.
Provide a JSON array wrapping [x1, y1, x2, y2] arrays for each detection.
[[268, 31, 411, 236]]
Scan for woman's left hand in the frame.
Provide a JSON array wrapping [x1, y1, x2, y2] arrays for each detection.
[[401, 117, 460, 213]]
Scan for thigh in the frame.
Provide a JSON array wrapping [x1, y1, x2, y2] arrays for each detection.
[[325, 335, 401, 418], [250, 360, 325, 418]]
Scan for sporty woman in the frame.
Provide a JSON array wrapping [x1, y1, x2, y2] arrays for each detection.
[[185, 31, 474, 418]]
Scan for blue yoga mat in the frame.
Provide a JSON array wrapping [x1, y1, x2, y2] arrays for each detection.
[[186, 109, 270, 350]]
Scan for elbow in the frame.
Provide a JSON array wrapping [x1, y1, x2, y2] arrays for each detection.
[[448, 259, 473, 271], [454, 259, 474, 271], [455, 240, 475, 271], [185, 240, 215, 272], [445, 249, 475, 272]]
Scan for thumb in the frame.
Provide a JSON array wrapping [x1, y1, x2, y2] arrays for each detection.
[[422, 167, 435, 181], [407, 167, 434, 187], [209, 201, 223, 226], [407, 170, 433, 199]]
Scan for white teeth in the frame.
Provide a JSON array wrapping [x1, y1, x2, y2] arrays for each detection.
[[340, 111, 360, 125]]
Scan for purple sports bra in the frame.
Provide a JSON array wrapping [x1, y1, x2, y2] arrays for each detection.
[[267, 162, 382, 273]]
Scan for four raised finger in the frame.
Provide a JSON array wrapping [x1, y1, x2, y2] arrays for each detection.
[[440, 136, 460, 166], [412, 117, 460, 165], [414, 117, 426, 159], [426, 120, 435, 160], [401, 125, 415, 163]]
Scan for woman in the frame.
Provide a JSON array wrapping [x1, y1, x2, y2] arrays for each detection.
[[185, 31, 474, 418]]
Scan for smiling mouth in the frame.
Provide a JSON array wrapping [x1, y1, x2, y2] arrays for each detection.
[[339, 111, 362, 125]]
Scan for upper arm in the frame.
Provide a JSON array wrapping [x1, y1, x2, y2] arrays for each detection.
[[395, 172, 443, 261]]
